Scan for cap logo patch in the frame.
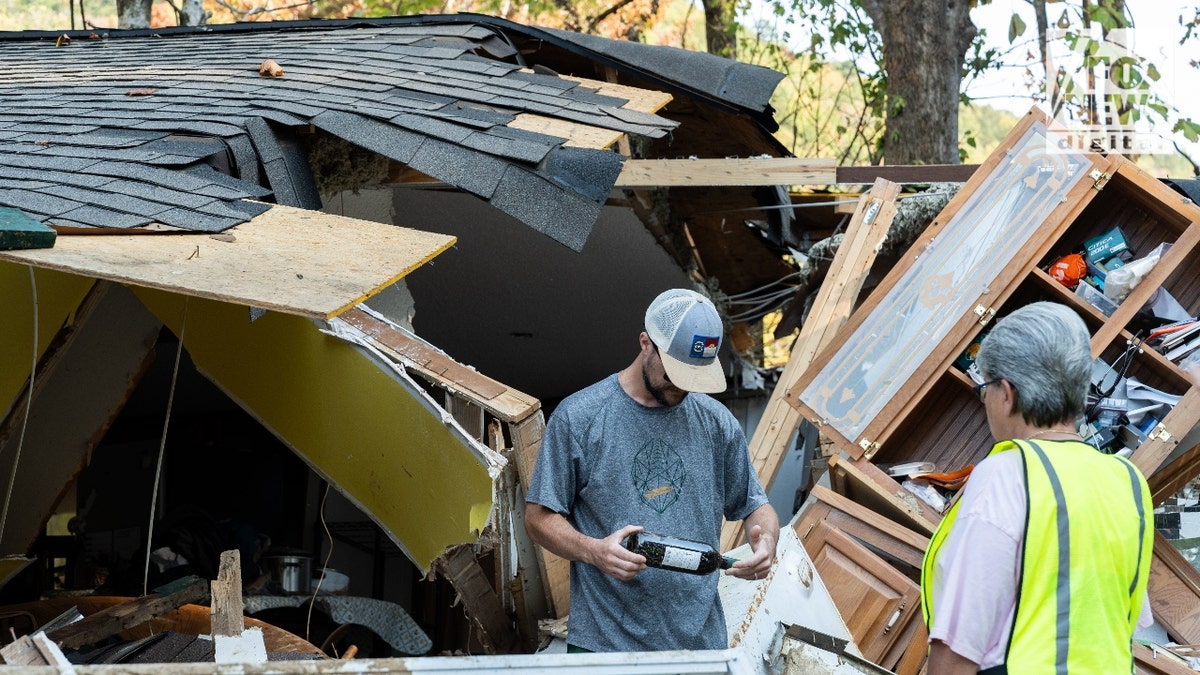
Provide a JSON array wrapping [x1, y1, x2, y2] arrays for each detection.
[[690, 335, 719, 360]]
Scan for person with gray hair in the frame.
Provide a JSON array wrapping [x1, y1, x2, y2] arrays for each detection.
[[920, 301, 1153, 674]]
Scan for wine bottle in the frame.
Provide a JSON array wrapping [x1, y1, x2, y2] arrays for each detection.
[[623, 530, 735, 575]]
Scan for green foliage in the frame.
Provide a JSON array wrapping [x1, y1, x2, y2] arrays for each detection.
[[745, 0, 891, 163], [1008, 12, 1025, 42], [958, 103, 1020, 163]]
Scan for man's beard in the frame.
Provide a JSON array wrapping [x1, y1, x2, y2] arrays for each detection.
[[642, 363, 685, 407]]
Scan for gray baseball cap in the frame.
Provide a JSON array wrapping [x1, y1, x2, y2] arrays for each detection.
[[645, 288, 726, 393]]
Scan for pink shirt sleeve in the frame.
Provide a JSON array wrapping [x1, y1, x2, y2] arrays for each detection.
[[928, 451, 1026, 669]]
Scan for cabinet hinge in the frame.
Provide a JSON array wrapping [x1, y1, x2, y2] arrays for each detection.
[[1148, 423, 1175, 443], [859, 438, 880, 459], [974, 305, 997, 325], [1089, 169, 1111, 190]]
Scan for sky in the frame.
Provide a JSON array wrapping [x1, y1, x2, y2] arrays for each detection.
[[969, 1, 1197, 112], [968, 1, 1199, 159]]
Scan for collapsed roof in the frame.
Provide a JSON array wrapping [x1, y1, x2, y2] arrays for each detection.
[[0, 15, 786, 254]]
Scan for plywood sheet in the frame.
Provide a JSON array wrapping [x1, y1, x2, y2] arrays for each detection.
[[0, 204, 456, 320]]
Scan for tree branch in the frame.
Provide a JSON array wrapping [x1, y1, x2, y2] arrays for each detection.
[[587, 0, 637, 33]]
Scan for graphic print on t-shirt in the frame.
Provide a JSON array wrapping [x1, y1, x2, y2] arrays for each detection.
[[631, 438, 686, 513]]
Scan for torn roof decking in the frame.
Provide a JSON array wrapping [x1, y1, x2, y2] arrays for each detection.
[[0, 204, 456, 320], [0, 18, 694, 250]]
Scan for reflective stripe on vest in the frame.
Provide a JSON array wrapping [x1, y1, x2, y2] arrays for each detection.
[[921, 439, 1152, 674]]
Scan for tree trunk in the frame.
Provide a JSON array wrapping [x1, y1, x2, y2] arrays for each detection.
[[116, 0, 152, 29], [702, 0, 738, 58], [858, 0, 977, 164], [180, 0, 206, 26]]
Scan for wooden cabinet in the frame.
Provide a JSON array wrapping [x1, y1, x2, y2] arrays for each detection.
[[794, 484, 932, 673], [799, 520, 922, 671], [786, 106, 1200, 494]]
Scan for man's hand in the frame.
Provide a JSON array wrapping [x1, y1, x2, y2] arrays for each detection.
[[587, 524, 648, 581], [726, 503, 779, 582], [726, 524, 775, 580]]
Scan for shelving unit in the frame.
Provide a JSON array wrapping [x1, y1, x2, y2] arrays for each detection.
[[784, 107, 1200, 491]]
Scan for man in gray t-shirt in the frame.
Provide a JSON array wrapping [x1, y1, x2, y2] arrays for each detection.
[[525, 288, 779, 652]]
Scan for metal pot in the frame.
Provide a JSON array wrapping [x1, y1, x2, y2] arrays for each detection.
[[263, 555, 312, 595]]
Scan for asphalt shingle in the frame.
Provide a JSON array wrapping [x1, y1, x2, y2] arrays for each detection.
[[0, 16, 687, 238]]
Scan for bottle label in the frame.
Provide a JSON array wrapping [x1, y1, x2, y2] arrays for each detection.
[[661, 546, 702, 571]]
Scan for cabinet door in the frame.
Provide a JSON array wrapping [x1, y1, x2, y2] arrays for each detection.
[[786, 108, 1107, 461], [799, 520, 922, 668], [796, 483, 931, 577]]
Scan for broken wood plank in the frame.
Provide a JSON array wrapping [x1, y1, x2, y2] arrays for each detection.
[[0, 632, 72, 666], [722, 177, 899, 552], [509, 412, 569, 619], [558, 73, 673, 114], [0, 204, 456, 321], [336, 307, 540, 424], [615, 158, 837, 187], [210, 550, 245, 637], [509, 114, 625, 151], [835, 164, 979, 185], [1135, 641, 1199, 674], [47, 575, 209, 650], [435, 545, 517, 654]]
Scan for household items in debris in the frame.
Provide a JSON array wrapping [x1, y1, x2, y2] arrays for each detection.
[[878, 462, 974, 513]]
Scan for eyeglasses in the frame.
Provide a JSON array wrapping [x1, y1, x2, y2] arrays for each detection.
[[973, 379, 1002, 402]]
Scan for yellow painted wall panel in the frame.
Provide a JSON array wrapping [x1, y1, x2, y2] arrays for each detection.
[[133, 288, 498, 572], [0, 263, 95, 418]]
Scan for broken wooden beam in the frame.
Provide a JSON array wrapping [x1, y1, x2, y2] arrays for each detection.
[[835, 164, 979, 185], [614, 157, 837, 187], [434, 545, 518, 654], [0, 632, 72, 666], [210, 549, 245, 637], [722, 177, 900, 552], [47, 575, 208, 650]]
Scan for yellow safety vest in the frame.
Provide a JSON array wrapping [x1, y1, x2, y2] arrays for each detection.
[[921, 439, 1152, 674]]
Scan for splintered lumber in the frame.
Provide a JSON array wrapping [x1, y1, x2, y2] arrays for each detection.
[[0, 632, 72, 666], [1134, 641, 1200, 675], [826, 454, 941, 535], [0, 208, 55, 251], [336, 307, 540, 424], [210, 550, 245, 637], [510, 412, 568, 620], [721, 177, 900, 552], [434, 545, 517, 654], [47, 575, 208, 650]]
